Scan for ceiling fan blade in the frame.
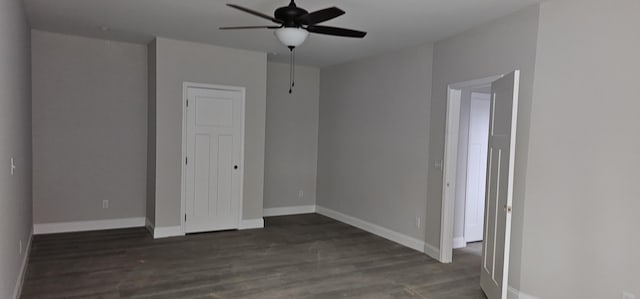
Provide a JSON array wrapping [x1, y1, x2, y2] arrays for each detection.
[[307, 25, 367, 38], [298, 7, 345, 25], [227, 4, 282, 24], [220, 26, 281, 30]]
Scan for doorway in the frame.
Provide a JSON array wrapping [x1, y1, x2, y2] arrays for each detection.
[[440, 72, 520, 299], [181, 82, 246, 234], [439, 75, 500, 264], [453, 90, 491, 249]]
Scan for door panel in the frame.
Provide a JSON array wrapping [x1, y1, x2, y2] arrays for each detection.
[[185, 86, 243, 233], [216, 134, 234, 223], [194, 134, 213, 218], [196, 98, 233, 127], [481, 71, 520, 299]]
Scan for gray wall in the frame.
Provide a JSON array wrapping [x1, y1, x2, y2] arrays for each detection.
[[32, 31, 148, 224], [317, 43, 434, 241], [0, 0, 32, 297], [146, 39, 157, 225], [264, 62, 319, 209], [520, 0, 640, 297], [426, 5, 540, 290], [151, 38, 267, 227]]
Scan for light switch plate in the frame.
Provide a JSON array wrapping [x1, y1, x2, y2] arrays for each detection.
[[623, 292, 636, 299]]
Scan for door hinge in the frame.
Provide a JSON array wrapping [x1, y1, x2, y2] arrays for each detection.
[[186, 99, 189, 107], [184, 214, 187, 222], [185, 157, 188, 165]]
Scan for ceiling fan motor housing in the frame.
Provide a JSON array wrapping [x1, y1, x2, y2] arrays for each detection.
[[221, 1, 367, 38], [275, 2, 308, 27]]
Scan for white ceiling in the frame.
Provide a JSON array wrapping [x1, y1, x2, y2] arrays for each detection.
[[24, 0, 539, 67]]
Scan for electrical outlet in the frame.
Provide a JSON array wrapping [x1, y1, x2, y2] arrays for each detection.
[[298, 190, 304, 199], [623, 292, 636, 299], [415, 216, 422, 228], [102, 200, 109, 209]]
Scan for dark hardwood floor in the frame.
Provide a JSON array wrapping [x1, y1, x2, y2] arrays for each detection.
[[21, 214, 486, 299]]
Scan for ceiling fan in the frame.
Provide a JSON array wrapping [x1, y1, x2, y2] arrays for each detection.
[[220, 0, 367, 93]]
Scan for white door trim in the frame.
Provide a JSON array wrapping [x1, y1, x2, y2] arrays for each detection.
[[181, 82, 246, 235], [440, 75, 502, 263]]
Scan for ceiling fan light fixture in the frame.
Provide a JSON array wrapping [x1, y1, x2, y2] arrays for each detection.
[[274, 27, 308, 47], [223, 1, 366, 93]]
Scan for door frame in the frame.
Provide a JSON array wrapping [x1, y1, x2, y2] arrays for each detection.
[[439, 75, 502, 263], [180, 82, 247, 234]]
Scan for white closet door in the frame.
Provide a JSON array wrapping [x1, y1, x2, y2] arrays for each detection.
[[184, 86, 243, 233]]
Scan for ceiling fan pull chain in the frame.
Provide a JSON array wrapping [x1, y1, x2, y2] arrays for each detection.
[[288, 46, 295, 94], [289, 49, 292, 94], [292, 48, 296, 88]]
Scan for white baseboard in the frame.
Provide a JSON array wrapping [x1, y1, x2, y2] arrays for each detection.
[[453, 236, 466, 249], [423, 242, 440, 260], [33, 217, 146, 235], [508, 286, 539, 299], [152, 218, 264, 238], [316, 206, 425, 253], [263, 205, 316, 217], [13, 232, 32, 299], [239, 218, 265, 230], [153, 226, 184, 239]]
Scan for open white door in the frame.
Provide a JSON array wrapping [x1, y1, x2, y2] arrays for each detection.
[[480, 71, 519, 299]]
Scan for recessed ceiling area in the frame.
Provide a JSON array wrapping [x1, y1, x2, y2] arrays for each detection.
[[24, 0, 539, 67]]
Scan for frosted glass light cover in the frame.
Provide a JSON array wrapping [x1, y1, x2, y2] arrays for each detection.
[[274, 28, 309, 47]]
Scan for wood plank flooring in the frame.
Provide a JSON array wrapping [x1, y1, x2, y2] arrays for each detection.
[[21, 214, 486, 299]]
